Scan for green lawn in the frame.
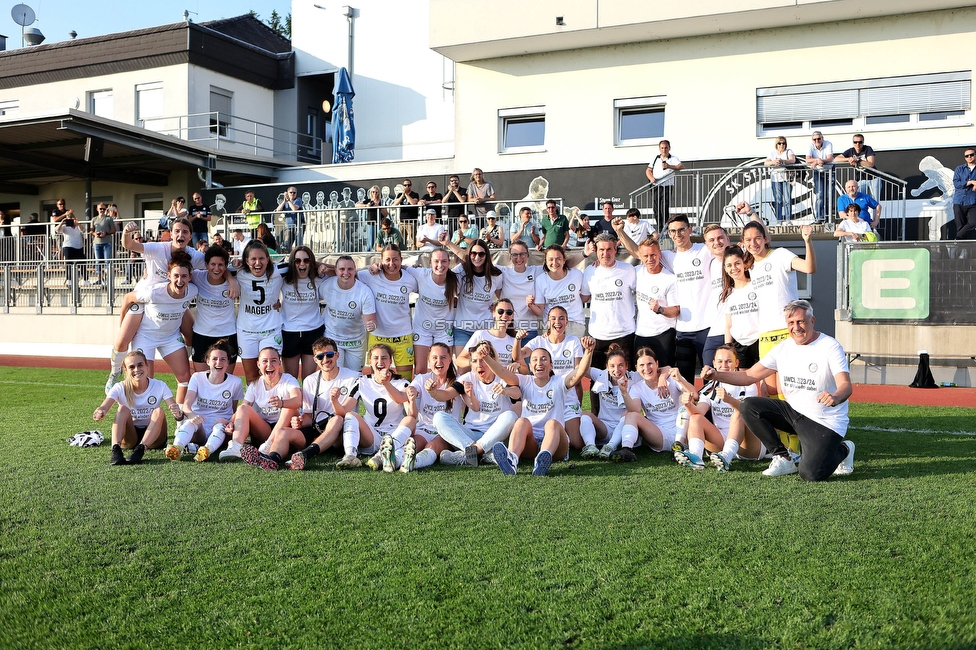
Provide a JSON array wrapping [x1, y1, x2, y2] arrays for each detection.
[[2, 367, 975, 649]]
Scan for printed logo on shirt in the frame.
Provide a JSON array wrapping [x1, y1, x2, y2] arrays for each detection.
[[546, 389, 554, 399], [413, 334, 420, 342], [400, 286, 408, 294], [422, 320, 432, 330], [651, 286, 659, 294], [506, 344, 513, 352], [748, 292, 757, 300], [222, 390, 232, 399], [348, 301, 357, 309], [222, 290, 230, 298], [809, 363, 818, 373], [527, 274, 534, 281], [306, 281, 315, 290], [692, 258, 701, 267], [129, 303, 140, 312], [764, 262, 773, 271], [563, 349, 572, 357], [148, 396, 158, 405], [339, 386, 349, 395], [568, 284, 576, 291], [615, 279, 623, 287], [182, 301, 190, 309]]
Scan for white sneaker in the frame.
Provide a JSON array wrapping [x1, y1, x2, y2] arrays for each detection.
[[762, 455, 798, 477], [833, 440, 855, 476], [218, 443, 242, 461], [439, 450, 465, 465]]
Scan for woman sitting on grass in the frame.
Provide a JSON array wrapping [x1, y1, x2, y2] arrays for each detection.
[[401, 343, 464, 471], [482, 336, 596, 477], [611, 347, 683, 462], [219, 347, 301, 464], [581, 343, 640, 461], [671, 344, 764, 471], [94, 350, 183, 466], [337, 343, 416, 473], [429, 341, 521, 468], [166, 339, 244, 462]]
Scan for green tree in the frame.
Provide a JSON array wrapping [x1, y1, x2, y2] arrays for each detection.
[[266, 9, 292, 39]]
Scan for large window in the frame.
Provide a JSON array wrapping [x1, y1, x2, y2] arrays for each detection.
[[498, 106, 545, 153], [209, 87, 233, 138], [757, 71, 971, 135], [614, 96, 666, 146], [0, 100, 18, 118], [89, 89, 113, 119], [136, 82, 164, 132]]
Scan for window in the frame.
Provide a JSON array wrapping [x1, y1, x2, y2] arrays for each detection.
[[0, 100, 18, 118], [614, 97, 666, 146], [89, 90, 113, 119], [209, 87, 233, 138], [136, 82, 164, 132], [758, 71, 971, 134], [498, 106, 545, 153]]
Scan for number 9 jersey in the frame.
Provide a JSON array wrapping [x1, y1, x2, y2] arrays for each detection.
[[356, 375, 410, 435]]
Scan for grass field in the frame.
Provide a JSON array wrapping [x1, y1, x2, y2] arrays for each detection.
[[2, 366, 976, 649]]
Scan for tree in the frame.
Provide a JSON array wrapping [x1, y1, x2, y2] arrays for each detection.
[[265, 9, 292, 40]]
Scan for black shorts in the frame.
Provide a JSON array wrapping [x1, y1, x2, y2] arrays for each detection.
[[300, 425, 321, 446], [282, 325, 325, 358], [191, 332, 239, 364]]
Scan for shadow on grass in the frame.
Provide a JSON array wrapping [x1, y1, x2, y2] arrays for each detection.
[[594, 635, 976, 650]]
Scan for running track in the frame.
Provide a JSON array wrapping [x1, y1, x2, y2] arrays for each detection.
[[3, 355, 973, 408]]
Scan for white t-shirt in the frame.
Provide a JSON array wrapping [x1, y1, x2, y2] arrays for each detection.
[[588, 368, 639, 429], [467, 329, 517, 366], [319, 277, 376, 342], [581, 261, 636, 339], [107, 378, 173, 428], [806, 141, 834, 166], [186, 371, 245, 423], [525, 335, 582, 379], [457, 371, 511, 432], [700, 380, 758, 435], [635, 266, 678, 337], [534, 268, 585, 325], [725, 283, 760, 346], [453, 265, 504, 332], [357, 269, 419, 338], [60, 224, 84, 249], [661, 244, 712, 333], [244, 373, 300, 424], [499, 265, 543, 332], [750, 247, 799, 333], [705, 256, 727, 338], [410, 372, 463, 430], [139, 242, 205, 288], [301, 367, 360, 427], [760, 333, 850, 435], [648, 154, 682, 187], [191, 270, 236, 337], [837, 219, 872, 236], [417, 223, 446, 251], [281, 276, 324, 333], [624, 219, 655, 244], [412, 268, 456, 334], [236, 267, 284, 333], [357, 376, 409, 434], [767, 148, 796, 183], [627, 376, 682, 436], [135, 283, 197, 340], [517, 374, 566, 441]]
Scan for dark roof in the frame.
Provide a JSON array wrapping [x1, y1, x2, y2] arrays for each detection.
[[0, 15, 293, 91]]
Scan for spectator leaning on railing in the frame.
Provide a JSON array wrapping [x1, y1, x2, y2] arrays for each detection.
[[240, 189, 264, 235], [90, 202, 117, 285]]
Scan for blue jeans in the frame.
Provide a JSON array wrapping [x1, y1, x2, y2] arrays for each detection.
[[93, 242, 112, 279], [811, 168, 834, 222], [191, 232, 209, 247], [771, 181, 792, 222]]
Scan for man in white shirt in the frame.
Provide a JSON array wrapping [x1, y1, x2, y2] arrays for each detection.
[[702, 300, 855, 481], [231, 229, 250, 256], [805, 131, 835, 223], [645, 140, 684, 231]]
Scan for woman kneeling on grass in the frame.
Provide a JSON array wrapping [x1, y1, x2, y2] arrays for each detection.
[[429, 341, 521, 467], [670, 344, 764, 471], [95, 350, 183, 466], [608, 347, 683, 463], [166, 339, 244, 462], [581, 343, 640, 461], [336, 344, 417, 472], [219, 347, 301, 463], [483, 337, 596, 477]]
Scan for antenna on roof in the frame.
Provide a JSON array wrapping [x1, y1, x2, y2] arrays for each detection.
[[11, 4, 42, 47], [183, 9, 198, 23]]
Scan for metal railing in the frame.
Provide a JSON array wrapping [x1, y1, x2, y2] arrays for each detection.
[[2, 257, 144, 315], [142, 112, 324, 163], [630, 161, 908, 240]]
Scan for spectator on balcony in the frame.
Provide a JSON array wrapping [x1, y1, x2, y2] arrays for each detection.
[[622, 207, 655, 246], [211, 232, 233, 255], [442, 174, 468, 220], [466, 168, 496, 218], [392, 179, 420, 222], [952, 147, 976, 241], [834, 134, 879, 198], [538, 200, 570, 249], [765, 136, 797, 223], [834, 205, 878, 242], [451, 215, 478, 249], [0, 209, 10, 237], [805, 132, 834, 223], [239, 190, 264, 236], [275, 186, 303, 252], [51, 198, 74, 223], [232, 229, 250, 256], [645, 140, 684, 231], [357, 185, 389, 225], [91, 203, 117, 285], [837, 179, 881, 228], [21, 212, 46, 261], [419, 181, 443, 217], [165, 197, 188, 232], [376, 218, 405, 251], [188, 193, 212, 248], [56, 215, 87, 285], [510, 207, 541, 249], [417, 209, 446, 252], [480, 212, 505, 249], [256, 223, 279, 255], [584, 201, 618, 255]]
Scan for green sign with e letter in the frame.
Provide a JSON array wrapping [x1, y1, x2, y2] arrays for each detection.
[[850, 248, 929, 319]]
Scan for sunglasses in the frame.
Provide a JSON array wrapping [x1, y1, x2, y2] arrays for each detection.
[[470, 251, 487, 257], [496, 309, 514, 316], [315, 351, 337, 360], [966, 154, 976, 158], [295, 258, 310, 264], [853, 141, 864, 144]]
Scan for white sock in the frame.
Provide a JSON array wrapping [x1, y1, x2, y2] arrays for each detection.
[[579, 416, 597, 446], [394, 447, 404, 468], [110, 349, 127, 373], [205, 423, 226, 452], [342, 413, 360, 456], [415, 448, 436, 469], [172, 423, 194, 449], [675, 431, 688, 448], [390, 425, 412, 447], [722, 438, 740, 463], [689, 437, 705, 461], [226, 439, 241, 452], [608, 418, 625, 449], [620, 424, 638, 449]]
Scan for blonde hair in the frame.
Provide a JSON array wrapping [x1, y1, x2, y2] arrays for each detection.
[[121, 350, 149, 406]]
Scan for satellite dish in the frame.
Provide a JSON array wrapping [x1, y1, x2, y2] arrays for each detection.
[[11, 4, 36, 27]]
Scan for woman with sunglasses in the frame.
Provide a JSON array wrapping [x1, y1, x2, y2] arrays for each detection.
[[451, 215, 479, 249], [263, 337, 361, 471], [456, 298, 524, 372], [445, 238, 504, 355], [528, 244, 586, 339], [280, 246, 324, 381], [189, 246, 239, 375], [765, 137, 797, 222], [359, 244, 419, 379], [319, 255, 377, 373]]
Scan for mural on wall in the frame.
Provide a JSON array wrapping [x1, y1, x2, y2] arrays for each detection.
[[910, 156, 955, 241]]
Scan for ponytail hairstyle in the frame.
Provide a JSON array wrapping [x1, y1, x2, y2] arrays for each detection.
[[430, 248, 459, 305], [121, 350, 149, 406], [241, 239, 272, 277], [605, 343, 629, 371], [544, 305, 568, 337], [168, 250, 193, 274], [429, 342, 459, 411]]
